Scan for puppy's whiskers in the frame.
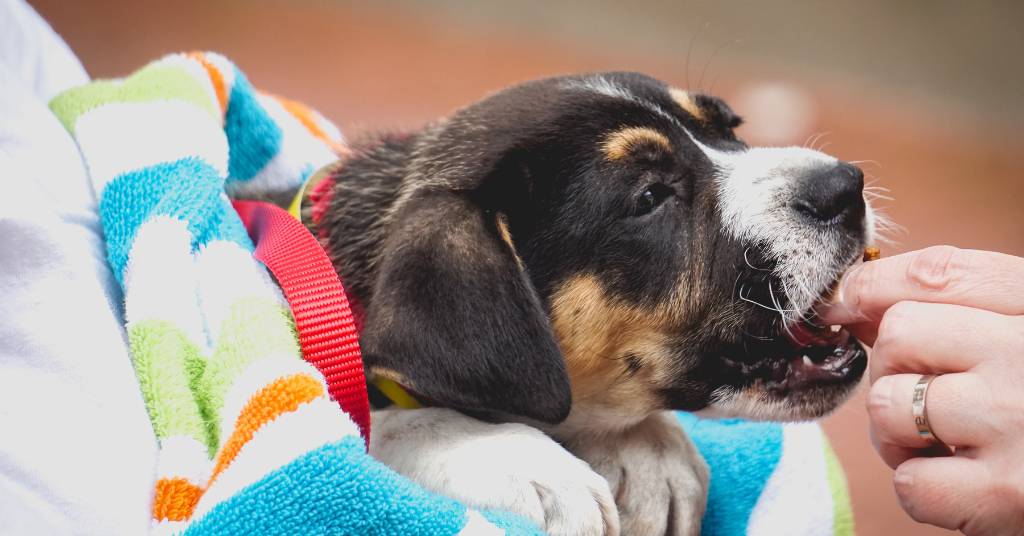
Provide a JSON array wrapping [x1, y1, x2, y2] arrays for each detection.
[[802, 131, 831, 151], [738, 285, 800, 317], [863, 189, 894, 202], [742, 247, 772, 272], [847, 159, 881, 170], [779, 278, 814, 325], [768, 282, 798, 338]]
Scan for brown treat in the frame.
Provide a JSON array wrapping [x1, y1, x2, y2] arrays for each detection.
[[863, 246, 881, 262]]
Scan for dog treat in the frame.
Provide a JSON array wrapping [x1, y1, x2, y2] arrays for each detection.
[[863, 246, 881, 262]]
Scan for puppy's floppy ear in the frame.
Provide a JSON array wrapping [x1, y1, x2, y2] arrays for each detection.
[[361, 184, 571, 424]]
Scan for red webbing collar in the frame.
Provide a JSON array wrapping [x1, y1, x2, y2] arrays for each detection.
[[233, 199, 371, 448]]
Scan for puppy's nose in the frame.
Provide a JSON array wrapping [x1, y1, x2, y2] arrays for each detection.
[[793, 162, 865, 226]]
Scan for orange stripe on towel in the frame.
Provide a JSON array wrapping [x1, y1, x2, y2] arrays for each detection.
[[152, 477, 203, 521], [271, 94, 347, 154], [208, 373, 325, 485], [273, 95, 329, 142], [188, 51, 229, 115]]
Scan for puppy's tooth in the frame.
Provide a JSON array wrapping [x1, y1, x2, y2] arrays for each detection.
[[830, 324, 842, 333], [802, 355, 813, 366]]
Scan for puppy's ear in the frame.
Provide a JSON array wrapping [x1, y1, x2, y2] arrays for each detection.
[[361, 186, 571, 423]]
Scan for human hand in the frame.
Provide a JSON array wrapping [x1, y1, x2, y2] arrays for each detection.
[[820, 246, 1024, 535]]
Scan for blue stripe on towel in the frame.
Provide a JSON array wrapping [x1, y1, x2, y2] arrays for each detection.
[[193, 196, 254, 252], [224, 67, 282, 182], [482, 509, 545, 535], [185, 436, 540, 535], [101, 158, 219, 281], [677, 412, 783, 536], [100, 158, 253, 281]]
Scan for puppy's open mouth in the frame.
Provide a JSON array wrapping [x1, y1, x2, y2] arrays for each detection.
[[722, 284, 867, 395]]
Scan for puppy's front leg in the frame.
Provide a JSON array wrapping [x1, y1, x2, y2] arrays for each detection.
[[370, 407, 620, 536], [565, 412, 709, 536]]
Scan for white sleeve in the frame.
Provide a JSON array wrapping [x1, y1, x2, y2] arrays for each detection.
[[0, 0, 89, 100], [0, 1, 157, 534]]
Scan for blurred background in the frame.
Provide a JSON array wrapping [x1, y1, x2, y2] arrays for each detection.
[[30, 1, 1022, 533]]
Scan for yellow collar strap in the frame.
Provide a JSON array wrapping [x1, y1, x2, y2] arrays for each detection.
[[287, 161, 341, 221], [373, 377, 423, 409]]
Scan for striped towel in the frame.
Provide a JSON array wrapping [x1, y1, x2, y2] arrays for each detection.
[[49, 51, 536, 535], [677, 415, 854, 536], [48, 51, 854, 535]]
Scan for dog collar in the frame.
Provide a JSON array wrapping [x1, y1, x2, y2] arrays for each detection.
[[291, 162, 423, 411], [373, 377, 423, 409], [234, 198, 372, 446], [289, 161, 340, 221]]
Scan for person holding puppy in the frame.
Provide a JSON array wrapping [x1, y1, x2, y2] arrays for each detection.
[[822, 245, 1024, 534]]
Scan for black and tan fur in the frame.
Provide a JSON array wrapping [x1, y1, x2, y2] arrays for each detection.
[[307, 72, 871, 532], [312, 72, 867, 426]]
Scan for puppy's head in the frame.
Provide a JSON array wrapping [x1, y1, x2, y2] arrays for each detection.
[[359, 72, 872, 426]]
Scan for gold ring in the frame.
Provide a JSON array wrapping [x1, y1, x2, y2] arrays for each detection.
[[911, 374, 943, 444]]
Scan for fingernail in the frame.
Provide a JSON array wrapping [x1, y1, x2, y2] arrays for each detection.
[[893, 463, 916, 492], [819, 267, 867, 324], [892, 468, 916, 513]]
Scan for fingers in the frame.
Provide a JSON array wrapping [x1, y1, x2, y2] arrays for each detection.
[[819, 246, 1024, 326], [892, 456, 988, 531], [843, 321, 879, 347], [871, 425, 952, 469], [867, 372, 995, 449], [868, 302, 1017, 382]]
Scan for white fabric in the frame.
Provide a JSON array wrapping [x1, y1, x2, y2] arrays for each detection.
[[73, 100, 229, 196], [0, 0, 88, 101], [748, 422, 834, 535], [0, 1, 156, 534]]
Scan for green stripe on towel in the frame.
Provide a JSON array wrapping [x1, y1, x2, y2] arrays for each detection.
[[128, 319, 210, 449], [49, 63, 217, 132], [823, 439, 855, 536], [197, 296, 302, 448]]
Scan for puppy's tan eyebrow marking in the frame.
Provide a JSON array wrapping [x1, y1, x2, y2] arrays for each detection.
[[601, 126, 672, 162], [668, 88, 705, 121]]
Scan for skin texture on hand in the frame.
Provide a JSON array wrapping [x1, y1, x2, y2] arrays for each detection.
[[819, 246, 1024, 535]]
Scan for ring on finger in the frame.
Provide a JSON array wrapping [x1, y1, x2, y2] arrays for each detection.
[[911, 374, 945, 445]]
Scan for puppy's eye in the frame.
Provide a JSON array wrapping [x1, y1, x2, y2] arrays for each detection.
[[635, 183, 674, 216]]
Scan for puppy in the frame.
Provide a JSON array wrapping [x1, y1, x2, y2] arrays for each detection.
[[306, 72, 875, 535]]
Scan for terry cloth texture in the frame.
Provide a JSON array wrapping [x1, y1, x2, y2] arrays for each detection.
[[43, 49, 853, 535], [677, 414, 854, 536], [49, 51, 532, 535]]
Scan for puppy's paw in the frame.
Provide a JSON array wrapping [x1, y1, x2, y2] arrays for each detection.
[[568, 412, 709, 536], [371, 408, 620, 536]]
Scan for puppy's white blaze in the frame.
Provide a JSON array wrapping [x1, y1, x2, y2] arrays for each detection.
[[688, 137, 876, 318], [564, 75, 636, 102], [705, 145, 837, 242], [562, 75, 682, 129]]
